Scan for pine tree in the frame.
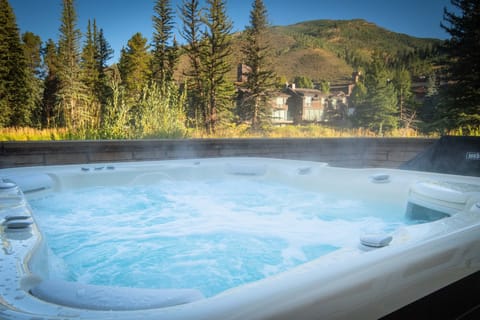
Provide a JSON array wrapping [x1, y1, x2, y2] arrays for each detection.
[[419, 73, 440, 126], [200, 0, 235, 133], [240, 0, 276, 129], [118, 33, 151, 101], [350, 80, 367, 109], [392, 68, 415, 130], [96, 28, 113, 71], [438, 0, 480, 133], [0, 0, 31, 127], [81, 20, 99, 94], [57, 0, 86, 129], [81, 20, 101, 128], [353, 55, 398, 134], [152, 0, 175, 82], [180, 0, 204, 128], [22, 32, 42, 77], [167, 36, 180, 81], [22, 31, 44, 127], [42, 39, 59, 127], [95, 26, 114, 113]]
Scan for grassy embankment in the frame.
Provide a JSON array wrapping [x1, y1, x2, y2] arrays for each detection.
[[0, 125, 443, 141]]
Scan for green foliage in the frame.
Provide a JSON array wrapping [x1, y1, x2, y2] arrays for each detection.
[[435, 0, 480, 133], [80, 19, 113, 130], [392, 68, 416, 130], [118, 33, 152, 100], [239, 0, 276, 129], [350, 81, 367, 107], [96, 28, 113, 70], [57, 0, 87, 129], [0, 0, 31, 127], [270, 19, 441, 83], [352, 55, 398, 134], [22, 31, 43, 128], [42, 39, 60, 127], [318, 80, 330, 94], [22, 32, 42, 75], [180, 0, 204, 129], [395, 47, 439, 79], [293, 76, 313, 89], [152, 0, 176, 82], [100, 65, 187, 139], [418, 73, 440, 128], [100, 66, 131, 139], [199, 0, 236, 133], [283, 19, 442, 67], [81, 20, 101, 129], [81, 20, 100, 92], [136, 81, 187, 138]]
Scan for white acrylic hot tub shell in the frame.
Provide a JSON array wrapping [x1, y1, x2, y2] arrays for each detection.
[[1, 157, 480, 320]]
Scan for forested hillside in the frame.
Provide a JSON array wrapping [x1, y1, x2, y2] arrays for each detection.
[[182, 19, 443, 86], [265, 19, 443, 84]]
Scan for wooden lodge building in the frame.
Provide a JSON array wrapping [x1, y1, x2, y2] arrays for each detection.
[[236, 64, 353, 125]]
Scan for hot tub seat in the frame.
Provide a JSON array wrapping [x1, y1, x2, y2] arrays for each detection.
[[30, 279, 204, 310]]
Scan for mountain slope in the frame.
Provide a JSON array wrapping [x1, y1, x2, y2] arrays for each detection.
[[266, 19, 443, 84], [279, 19, 441, 55], [177, 19, 443, 86]]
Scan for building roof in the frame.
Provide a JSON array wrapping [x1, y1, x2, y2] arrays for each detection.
[[287, 87, 325, 97]]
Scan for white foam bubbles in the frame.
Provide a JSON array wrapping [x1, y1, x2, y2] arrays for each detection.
[[30, 177, 405, 297]]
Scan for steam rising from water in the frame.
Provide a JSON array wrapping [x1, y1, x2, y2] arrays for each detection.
[[30, 178, 404, 297]]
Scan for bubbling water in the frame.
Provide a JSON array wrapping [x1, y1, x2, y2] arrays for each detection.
[[30, 178, 405, 297]]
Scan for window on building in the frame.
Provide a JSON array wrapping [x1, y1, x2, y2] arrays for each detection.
[[304, 96, 312, 107], [272, 109, 287, 121], [276, 97, 284, 107], [304, 109, 323, 121]]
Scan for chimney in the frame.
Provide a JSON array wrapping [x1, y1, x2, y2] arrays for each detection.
[[237, 64, 244, 83]]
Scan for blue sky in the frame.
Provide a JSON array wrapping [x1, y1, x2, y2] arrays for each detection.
[[10, 0, 453, 63]]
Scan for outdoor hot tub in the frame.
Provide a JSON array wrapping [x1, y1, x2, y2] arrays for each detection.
[[1, 157, 480, 319]]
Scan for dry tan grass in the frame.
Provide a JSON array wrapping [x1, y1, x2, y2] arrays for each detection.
[[0, 125, 446, 141], [0, 127, 69, 141]]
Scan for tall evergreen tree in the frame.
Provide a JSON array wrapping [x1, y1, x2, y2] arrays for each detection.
[[96, 28, 113, 71], [353, 54, 398, 134], [22, 31, 44, 127], [167, 36, 180, 81], [57, 0, 86, 129], [392, 68, 415, 130], [200, 0, 235, 133], [180, 0, 204, 127], [42, 39, 59, 127], [81, 20, 99, 95], [118, 33, 151, 100], [240, 0, 276, 129], [0, 0, 31, 127], [152, 0, 175, 82], [437, 0, 480, 132], [419, 73, 440, 127], [81, 19, 101, 128], [22, 32, 42, 77], [350, 79, 367, 109], [93, 25, 113, 115]]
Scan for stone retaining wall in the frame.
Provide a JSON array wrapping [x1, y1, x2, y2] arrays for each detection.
[[0, 138, 436, 169]]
